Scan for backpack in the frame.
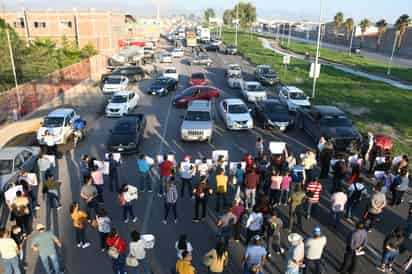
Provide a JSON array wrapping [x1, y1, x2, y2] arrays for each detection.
[[350, 183, 363, 204]]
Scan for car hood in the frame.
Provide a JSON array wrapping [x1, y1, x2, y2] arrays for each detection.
[[103, 83, 123, 89], [227, 112, 252, 121], [322, 127, 359, 139], [181, 121, 213, 129], [266, 112, 290, 122], [106, 103, 127, 109], [289, 99, 310, 107], [38, 127, 62, 136], [260, 74, 277, 79], [108, 134, 135, 146], [150, 83, 167, 90]]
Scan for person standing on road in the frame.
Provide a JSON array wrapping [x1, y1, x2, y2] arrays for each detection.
[[255, 137, 264, 160], [176, 250, 196, 274], [107, 153, 120, 193], [215, 169, 229, 213], [377, 226, 405, 272], [330, 186, 348, 228], [345, 178, 367, 219], [288, 184, 306, 232], [96, 208, 111, 252], [390, 168, 409, 206], [18, 171, 39, 211], [91, 164, 105, 203], [302, 151, 317, 183], [0, 228, 22, 274], [332, 158, 347, 194], [159, 155, 174, 197], [269, 170, 282, 207], [163, 177, 178, 224], [137, 154, 152, 192], [280, 171, 292, 205], [365, 184, 386, 231], [303, 227, 327, 274], [217, 207, 237, 246], [305, 177, 322, 219], [37, 152, 52, 187], [192, 176, 213, 223], [197, 157, 210, 178], [69, 202, 91, 249], [285, 233, 305, 274], [319, 142, 333, 179], [31, 224, 62, 274], [79, 154, 90, 182], [129, 230, 151, 274], [204, 241, 229, 273], [10, 225, 27, 269], [244, 168, 260, 210], [338, 222, 367, 274], [179, 156, 196, 197], [42, 173, 62, 210], [243, 235, 267, 273], [80, 176, 98, 221], [118, 184, 138, 223], [175, 234, 193, 259], [106, 228, 127, 274], [232, 199, 245, 243], [265, 210, 284, 257], [245, 206, 264, 244], [10, 190, 31, 235]]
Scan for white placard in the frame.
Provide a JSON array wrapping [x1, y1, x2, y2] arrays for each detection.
[[229, 162, 246, 172], [27, 173, 38, 186], [103, 162, 110, 175], [127, 185, 138, 200], [309, 63, 321, 79], [105, 153, 121, 162], [157, 154, 175, 164], [212, 150, 229, 162], [269, 142, 286, 154], [195, 159, 202, 166], [4, 185, 23, 203], [44, 155, 56, 167], [145, 156, 155, 166]]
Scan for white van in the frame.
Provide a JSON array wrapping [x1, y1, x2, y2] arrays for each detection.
[[37, 108, 80, 145]]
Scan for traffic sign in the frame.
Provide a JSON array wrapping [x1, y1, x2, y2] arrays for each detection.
[[309, 63, 321, 79], [283, 55, 291, 65]]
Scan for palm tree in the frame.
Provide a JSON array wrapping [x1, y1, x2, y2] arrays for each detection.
[[333, 12, 344, 41], [359, 18, 372, 47], [375, 19, 388, 50], [344, 18, 354, 42], [395, 14, 411, 50]]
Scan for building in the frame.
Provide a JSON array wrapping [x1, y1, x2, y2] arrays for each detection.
[[125, 17, 162, 43], [1, 9, 125, 55]]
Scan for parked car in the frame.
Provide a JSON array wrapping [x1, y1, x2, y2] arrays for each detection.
[[255, 65, 279, 86], [147, 77, 178, 96], [101, 66, 145, 84], [160, 52, 173, 63], [37, 108, 80, 145], [225, 44, 237, 55], [297, 105, 362, 152], [219, 98, 253, 130], [162, 67, 179, 81], [102, 75, 129, 99], [190, 72, 208, 86], [171, 47, 185, 58], [251, 99, 293, 131], [225, 64, 242, 77], [105, 91, 139, 117], [181, 100, 213, 142], [190, 55, 212, 66], [107, 114, 146, 154], [241, 81, 267, 102], [0, 146, 41, 192], [173, 86, 220, 108], [278, 86, 311, 112]]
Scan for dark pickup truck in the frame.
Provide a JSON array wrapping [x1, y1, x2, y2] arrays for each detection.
[[107, 114, 146, 154], [101, 66, 145, 85], [297, 105, 362, 152]]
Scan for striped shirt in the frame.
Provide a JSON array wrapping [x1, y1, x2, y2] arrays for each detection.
[[165, 184, 178, 203], [306, 181, 322, 203]]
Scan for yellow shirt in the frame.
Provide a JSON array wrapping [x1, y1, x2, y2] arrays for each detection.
[[0, 238, 18, 259], [176, 259, 195, 274], [205, 249, 228, 273], [216, 174, 228, 193], [71, 209, 88, 228]]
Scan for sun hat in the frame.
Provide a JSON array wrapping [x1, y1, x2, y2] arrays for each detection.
[[288, 233, 303, 245]]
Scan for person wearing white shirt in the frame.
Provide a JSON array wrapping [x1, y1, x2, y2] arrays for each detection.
[[330, 186, 347, 228], [304, 227, 327, 274], [246, 207, 263, 244], [129, 230, 151, 274], [175, 234, 193, 259], [179, 156, 196, 197], [197, 158, 210, 178]]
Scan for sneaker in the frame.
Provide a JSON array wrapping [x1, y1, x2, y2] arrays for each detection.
[[192, 218, 200, 223], [82, 242, 91, 248], [148, 190, 153, 193], [174, 219, 178, 224], [376, 266, 386, 272], [77, 242, 83, 248], [162, 220, 167, 224], [124, 218, 129, 223], [279, 248, 285, 254], [35, 205, 40, 210], [57, 206, 62, 210], [132, 217, 138, 223]]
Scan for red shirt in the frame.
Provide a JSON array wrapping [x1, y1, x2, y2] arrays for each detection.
[[106, 236, 126, 254], [306, 181, 322, 203], [232, 204, 245, 219], [160, 160, 174, 177], [245, 172, 260, 189]]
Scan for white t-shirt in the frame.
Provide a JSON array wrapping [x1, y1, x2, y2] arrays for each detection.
[[198, 163, 209, 176], [175, 241, 193, 259], [331, 192, 347, 212], [130, 240, 146, 259], [246, 212, 263, 231], [305, 236, 327, 260], [0, 238, 18, 259]]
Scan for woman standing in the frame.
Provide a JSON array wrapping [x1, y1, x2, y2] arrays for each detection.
[[175, 234, 193, 259], [118, 184, 138, 223], [96, 208, 111, 252], [106, 228, 127, 274], [129, 230, 151, 274], [69, 202, 90, 248], [91, 164, 105, 203], [269, 170, 282, 206], [192, 176, 213, 223], [391, 168, 409, 206], [204, 241, 229, 273]]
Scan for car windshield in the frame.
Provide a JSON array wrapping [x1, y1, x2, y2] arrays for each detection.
[[246, 84, 264, 92], [0, 159, 13, 175], [289, 92, 307, 100], [165, 69, 176, 74], [185, 111, 210, 121], [321, 116, 352, 127], [264, 103, 288, 113], [228, 104, 248, 114], [43, 117, 64, 127], [113, 122, 134, 134], [260, 67, 275, 74], [111, 95, 127, 103], [230, 65, 241, 71], [199, 56, 209, 60], [192, 73, 205, 79], [228, 73, 241, 79], [155, 78, 169, 85], [105, 77, 122, 84]]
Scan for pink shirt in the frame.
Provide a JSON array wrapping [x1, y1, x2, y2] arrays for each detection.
[[91, 170, 104, 185], [281, 175, 292, 190], [270, 175, 282, 190]]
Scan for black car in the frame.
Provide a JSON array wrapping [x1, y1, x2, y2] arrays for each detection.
[[107, 114, 146, 154], [101, 66, 145, 84], [251, 99, 293, 131], [255, 65, 279, 86], [147, 77, 178, 96], [297, 105, 362, 152], [203, 43, 220, 52]]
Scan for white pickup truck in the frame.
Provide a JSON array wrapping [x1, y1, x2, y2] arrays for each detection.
[[241, 81, 267, 102]]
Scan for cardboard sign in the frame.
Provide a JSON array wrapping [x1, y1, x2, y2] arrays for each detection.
[[105, 153, 121, 162], [127, 185, 138, 200], [27, 173, 38, 186], [212, 150, 229, 162], [44, 155, 56, 167], [157, 154, 175, 164], [145, 156, 155, 166], [269, 142, 286, 154], [229, 162, 246, 172], [4, 185, 23, 203]]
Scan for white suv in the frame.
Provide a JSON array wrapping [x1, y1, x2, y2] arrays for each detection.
[[181, 100, 213, 142], [106, 91, 139, 117], [162, 67, 179, 81], [278, 86, 311, 112], [102, 75, 129, 96], [241, 81, 267, 102], [219, 98, 253, 130]]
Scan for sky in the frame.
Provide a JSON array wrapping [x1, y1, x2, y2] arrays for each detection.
[[4, 0, 412, 23]]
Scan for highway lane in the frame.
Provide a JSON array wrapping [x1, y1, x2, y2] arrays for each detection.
[[21, 41, 409, 274]]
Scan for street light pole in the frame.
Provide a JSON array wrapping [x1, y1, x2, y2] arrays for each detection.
[[6, 29, 21, 116], [287, 22, 292, 48], [387, 31, 399, 75], [235, 3, 239, 47], [312, 0, 323, 98], [348, 25, 355, 56]]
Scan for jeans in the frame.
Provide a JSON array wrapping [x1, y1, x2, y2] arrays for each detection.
[[280, 189, 289, 204], [47, 192, 61, 209], [306, 201, 318, 218], [339, 249, 358, 274], [331, 210, 344, 227], [159, 176, 169, 195], [164, 202, 177, 220], [391, 190, 405, 205], [123, 202, 135, 220], [139, 172, 152, 192], [95, 184, 104, 203], [39, 253, 60, 274], [194, 198, 207, 219], [15, 214, 30, 235], [112, 253, 126, 274], [215, 192, 227, 212], [304, 258, 322, 274], [381, 249, 399, 265], [1, 256, 21, 274], [245, 188, 256, 209], [135, 257, 151, 274], [75, 227, 86, 244], [266, 232, 281, 253], [180, 178, 192, 197], [289, 205, 303, 231], [345, 200, 357, 219], [109, 172, 119, 192], [30, 185, 40, 206], [270, 189, 281, 205], [99, 232, 109, 250], [86, 199, 98, 221]]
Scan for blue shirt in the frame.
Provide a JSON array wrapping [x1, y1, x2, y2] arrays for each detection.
[[236, 168, 244, 183], [245, 245, 267, 268], [73, 119, 86, 130], [137, 159, 149, 173]]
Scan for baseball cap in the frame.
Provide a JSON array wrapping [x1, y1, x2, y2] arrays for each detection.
[[288, 233, 302, 245], [313, 226, 321, 236]]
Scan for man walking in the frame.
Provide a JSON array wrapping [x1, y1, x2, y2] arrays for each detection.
[[80, 176, 99, 221], [163, 177, 178, 224], [159, 154, 174, 197], [338, 222, 367, 274], [288, 184, 306, 232], [179, 156, 195, 197], [215, 168, 229, 212], [330, 186, 347, 228], [304, 227, 327, 274], [0, 228, 22, 274], [31, 224, 63, 274], [244, 168, 260, 210], [365, 184, 386, 231], [305, 177, 322, 219], [137, 154, 152, 192], [107, 153, 119, 193], [37, 152, 52, 186], [285, 233, 305, 274]]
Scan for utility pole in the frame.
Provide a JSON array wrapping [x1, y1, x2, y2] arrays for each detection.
[[235, 3, 239, 47], [387, 31, 399, 75], [287, 22, 292, 48], [312, 0, 323, 98], [6, 29, 21, 116], [348, 25, 355, 56]]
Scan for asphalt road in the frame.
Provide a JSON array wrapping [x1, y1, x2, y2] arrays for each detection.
[[21, 41, 411, 274]]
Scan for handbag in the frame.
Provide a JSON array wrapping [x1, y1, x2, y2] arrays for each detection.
[[108, 238, 120, 259], [126, 255, 139, 267]]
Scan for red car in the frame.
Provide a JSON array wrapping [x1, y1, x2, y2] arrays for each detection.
[[173, 86, 220, 107], [189, 72, 207, 86]]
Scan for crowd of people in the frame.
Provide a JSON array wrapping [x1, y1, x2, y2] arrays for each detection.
[[0, 132, 411, 274]]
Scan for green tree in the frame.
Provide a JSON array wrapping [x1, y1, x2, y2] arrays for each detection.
[[395, 14, 411, 50], [80, 43, 98, 58], [223, 9, 234, 26], [203, 8, 216, 25], [343, 18, 354, 41], [375, 19, 388, 50], [233, 2, 256, 28], [333, 12, 344, 39], [359, 18, 372, 47]]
